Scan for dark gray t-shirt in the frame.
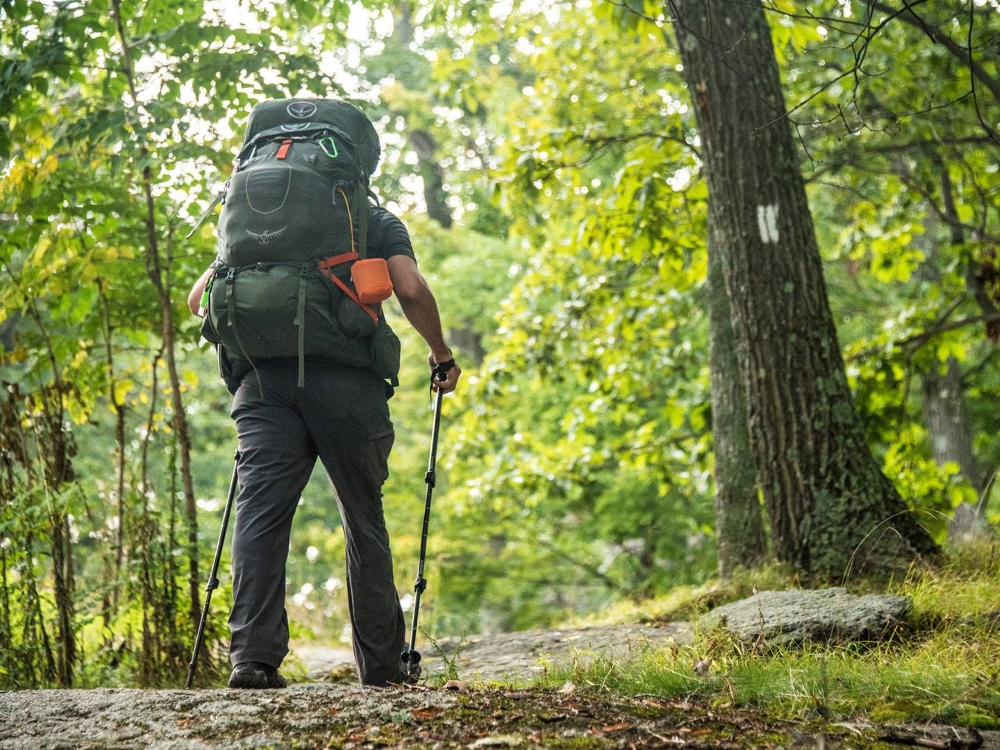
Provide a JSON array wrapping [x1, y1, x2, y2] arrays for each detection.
[[367, 206, 415, 262]]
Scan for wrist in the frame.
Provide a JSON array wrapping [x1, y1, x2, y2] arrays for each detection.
[[429, 348, 452, 364]]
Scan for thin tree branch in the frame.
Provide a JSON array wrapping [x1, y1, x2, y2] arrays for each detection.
[[867, 0, 1000, 106], [966, 1, 1000, 143], [848, 310, 1000, 362]]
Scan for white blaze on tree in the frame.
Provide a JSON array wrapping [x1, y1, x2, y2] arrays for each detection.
[[757, 203, 780, 244]]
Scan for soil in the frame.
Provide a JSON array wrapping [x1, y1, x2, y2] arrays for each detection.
[[1, 622, 996, 749]]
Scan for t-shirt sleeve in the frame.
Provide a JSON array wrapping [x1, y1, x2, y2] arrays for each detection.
[[367, 206, 417, 262]]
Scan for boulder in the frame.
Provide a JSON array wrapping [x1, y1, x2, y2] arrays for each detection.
[[699, 587, 910, 645]]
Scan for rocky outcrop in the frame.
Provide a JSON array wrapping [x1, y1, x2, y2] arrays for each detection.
[[699, 587, 910, 645]]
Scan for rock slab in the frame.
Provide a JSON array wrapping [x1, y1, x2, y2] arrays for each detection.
[[699, 587, 910, 645]]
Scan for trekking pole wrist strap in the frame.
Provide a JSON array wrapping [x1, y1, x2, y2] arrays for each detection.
[[431, 358, 455, 381]]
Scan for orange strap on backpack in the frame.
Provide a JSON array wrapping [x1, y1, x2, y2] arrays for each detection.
[[317, 253, 380, 323]]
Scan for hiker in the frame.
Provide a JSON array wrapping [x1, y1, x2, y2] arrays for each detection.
[[187, 98, 460, 690]]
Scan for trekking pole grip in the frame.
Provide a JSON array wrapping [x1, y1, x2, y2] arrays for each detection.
[[431, 359, 454, 385]]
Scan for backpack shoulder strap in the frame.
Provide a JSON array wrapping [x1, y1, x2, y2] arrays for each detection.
[[184, 189, 226, 240]]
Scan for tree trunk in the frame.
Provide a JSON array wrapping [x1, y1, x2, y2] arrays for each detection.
[[111, 0, 200, 627], [50, 511, 75, 687], [669, 0, 938, 577], [408, 128, 453, 229], [922, 356, 991, 540], [392, 4, 453, 229], [929, 163, 994, 541], [0, 311, 19, 351], [98, 279, 129, 617], [391, 3, 487, 364], [707, 215, 768, 575]]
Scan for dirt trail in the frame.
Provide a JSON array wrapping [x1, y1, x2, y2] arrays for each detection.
[[1, 622, 996, 749], [297, 622, 695, 683]]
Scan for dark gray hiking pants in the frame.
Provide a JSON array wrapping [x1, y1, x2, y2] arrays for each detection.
[[227, 360, 407, 686]]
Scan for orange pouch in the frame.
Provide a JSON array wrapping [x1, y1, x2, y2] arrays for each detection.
[[352, 258, 393, 304]]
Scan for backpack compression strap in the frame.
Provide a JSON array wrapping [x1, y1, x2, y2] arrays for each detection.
[[223, 269, 265, 398]]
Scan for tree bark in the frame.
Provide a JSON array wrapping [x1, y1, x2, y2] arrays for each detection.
[[707, 215, 768, 575], [669, 0, 937, 577], [920, 356, 990, 540]]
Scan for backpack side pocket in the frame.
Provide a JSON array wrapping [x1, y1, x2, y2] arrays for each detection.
[[367, 314, 400, 386]]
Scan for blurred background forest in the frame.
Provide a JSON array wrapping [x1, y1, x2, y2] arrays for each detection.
[[2, 0, 999, 689]]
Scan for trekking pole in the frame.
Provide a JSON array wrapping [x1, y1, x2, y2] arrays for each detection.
[[185, 450, 239, 689], [400, 369, 447, 681]]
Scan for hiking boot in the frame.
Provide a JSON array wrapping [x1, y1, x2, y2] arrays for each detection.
[[228, 662, 287, 689]]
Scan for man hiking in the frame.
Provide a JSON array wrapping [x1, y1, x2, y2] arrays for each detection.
[[187, 97, 461, 689]]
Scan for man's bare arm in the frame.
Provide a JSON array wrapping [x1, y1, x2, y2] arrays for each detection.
[[387, 255, 461, 393]]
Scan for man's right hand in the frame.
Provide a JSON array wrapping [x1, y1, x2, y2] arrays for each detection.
[[430, 354, 461, 394]]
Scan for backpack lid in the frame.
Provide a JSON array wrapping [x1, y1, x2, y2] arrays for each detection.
[[242, 98, 381, 178]]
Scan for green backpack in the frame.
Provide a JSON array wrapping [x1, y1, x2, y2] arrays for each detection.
[[199, 98, 399, 390]]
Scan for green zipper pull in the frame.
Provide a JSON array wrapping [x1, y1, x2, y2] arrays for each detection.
[[198, 269, 218, 316]]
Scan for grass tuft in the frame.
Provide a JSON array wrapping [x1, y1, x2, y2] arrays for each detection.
[[535, 544, 1000, 729]]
